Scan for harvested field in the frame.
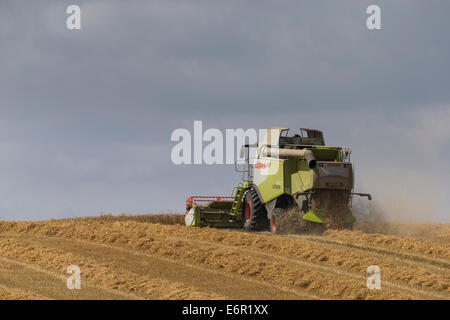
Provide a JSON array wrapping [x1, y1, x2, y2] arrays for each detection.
[[0, 214, 448, 300]]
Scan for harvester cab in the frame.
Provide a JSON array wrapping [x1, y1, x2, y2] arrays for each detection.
[[185, 127, 372, 234]]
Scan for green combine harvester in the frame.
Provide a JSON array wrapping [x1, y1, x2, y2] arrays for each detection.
[[185, 128, 371, 233]]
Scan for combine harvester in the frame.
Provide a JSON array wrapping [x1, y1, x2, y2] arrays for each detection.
[[185, 128, 371, 233]]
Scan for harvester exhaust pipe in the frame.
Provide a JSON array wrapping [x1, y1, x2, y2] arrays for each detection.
[[263, 147, 317, 169]]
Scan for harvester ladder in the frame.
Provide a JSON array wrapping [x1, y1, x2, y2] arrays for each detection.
[[230, 182, 250, 216]]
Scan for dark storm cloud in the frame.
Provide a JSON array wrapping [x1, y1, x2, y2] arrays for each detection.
[[0, 0, 449, 220], [3, 0, 450, 114]]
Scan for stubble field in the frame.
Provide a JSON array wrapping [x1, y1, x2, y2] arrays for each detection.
[[0, 214, 448, 300]]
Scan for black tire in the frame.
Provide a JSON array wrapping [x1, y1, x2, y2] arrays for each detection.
[[242, 189, 269, 231]]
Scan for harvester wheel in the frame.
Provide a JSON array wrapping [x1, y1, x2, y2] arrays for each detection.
[[243, 190, 269, 231]]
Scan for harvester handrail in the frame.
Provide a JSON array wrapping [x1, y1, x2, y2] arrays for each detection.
[[187, 196, 234, 203]]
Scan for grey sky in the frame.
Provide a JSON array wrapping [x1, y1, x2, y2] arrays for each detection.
[[0, 1, 449, 221]]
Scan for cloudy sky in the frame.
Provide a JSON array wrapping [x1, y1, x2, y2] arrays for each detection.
[[0, 0, 449, 221]]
